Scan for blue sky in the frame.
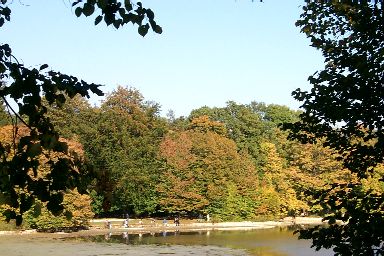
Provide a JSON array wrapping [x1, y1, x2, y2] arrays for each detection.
[[2, 0, 324, 117]]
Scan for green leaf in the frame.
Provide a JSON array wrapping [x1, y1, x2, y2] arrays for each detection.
[[113, 19, 122, 29], [56, 94, 66, 107], [55, 141, 68, 153], [82, 3, 95, 17], [118, 8, 126, 17], [0, 63, 5, 73], [47, 193, 64, 216], [75, 7, 82, 17], [138, 24, 149, 37], [27, 143, 42, 158], [95, 15, 102, 25], [124, 0, 132, 11], [72, 0, 81, 7], [146, 9, 154, 20], [39, 64, 48, 71], [104, 14, 114, 26], [154, 25, 163, 34], [97, 0, 107, 9]]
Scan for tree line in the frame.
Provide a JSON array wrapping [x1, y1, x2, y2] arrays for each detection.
[[2, 85, 377, 230]]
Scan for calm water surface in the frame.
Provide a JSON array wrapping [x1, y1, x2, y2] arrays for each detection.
[[73, 227, 334, 256]]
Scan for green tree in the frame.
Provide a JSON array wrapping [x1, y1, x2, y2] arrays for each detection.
[[83, 86, 166, 215], [250, 102, 300, 125], [285, 1, 384, 255], [190, 102, 267, 167], [190, 102, 301, 173], [45, 95, 94, 140]]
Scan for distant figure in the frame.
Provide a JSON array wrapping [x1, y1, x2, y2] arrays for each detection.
[[163, 218, 168, 226], [206, 214, 210, 222], [174, 216, 180, 226], [123, 218, 128, 228], [105, 220, 112, 229], [139, 218, 143, 227], [122, 232, 129, 243]]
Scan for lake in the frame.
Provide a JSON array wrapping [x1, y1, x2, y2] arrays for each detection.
[[0, 227, 334, 256]]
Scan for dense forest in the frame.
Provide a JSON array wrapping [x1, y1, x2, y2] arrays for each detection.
[[2, 85, 380, 230]]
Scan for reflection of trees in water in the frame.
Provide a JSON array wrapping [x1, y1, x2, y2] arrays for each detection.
[[61, 229, 332, 256], [67, 230, 211, 245], [285, 224, 324, 233]]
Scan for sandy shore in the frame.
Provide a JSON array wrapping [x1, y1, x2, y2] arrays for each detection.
[[0, 216, 325, 237]]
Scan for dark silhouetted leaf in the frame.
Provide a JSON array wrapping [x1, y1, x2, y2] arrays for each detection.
[[82, 3, 95, 17], [75, 7, 82, 17], [138, 24, 149, 37], [39, 64, 48, 70]]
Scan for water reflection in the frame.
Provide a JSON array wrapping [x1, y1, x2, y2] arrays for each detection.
[[68, 227, 333, 256]]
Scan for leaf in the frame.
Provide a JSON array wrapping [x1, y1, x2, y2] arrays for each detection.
[[72, 0, 81, 7], [3, 7, 10, 19], [97, 0, 107, 9], [0, 63, 5, 73], [154, 25, 163, 34], [94, 15, 102, 25], [15, 215, 22, 227], [146, 9, 154, 20], [55, 141, 68, 153], [75, 7, 82, 17], [118, 8, 126, 17], [39, 64, 48, 71], [138, 24, 149, 37], [27, 143, 42, 158], [90, 86, 104, 96], [104, 14, 114, 26], [113, 19, 121, 29], [124, 0, 132, 11], [82, 3, 95, 17], [56, 94, 66, 107], [47, 193, 64, 216]]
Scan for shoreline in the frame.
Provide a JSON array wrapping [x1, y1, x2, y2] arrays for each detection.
[[0, 217, 326, 237]]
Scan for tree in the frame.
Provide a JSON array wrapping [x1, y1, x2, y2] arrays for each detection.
[[0, 125, 93, 228], [45, 95, 94, 140], [0, 0, 162, 223], [158, 116, 259, 220], [285, 1, 384, 255], [82, 86, 166, 215], [190, 102, 268, 167]]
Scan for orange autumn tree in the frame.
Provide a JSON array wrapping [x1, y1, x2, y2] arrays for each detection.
[[0, 125, 93, 230], [158, 115, 259, 220]]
